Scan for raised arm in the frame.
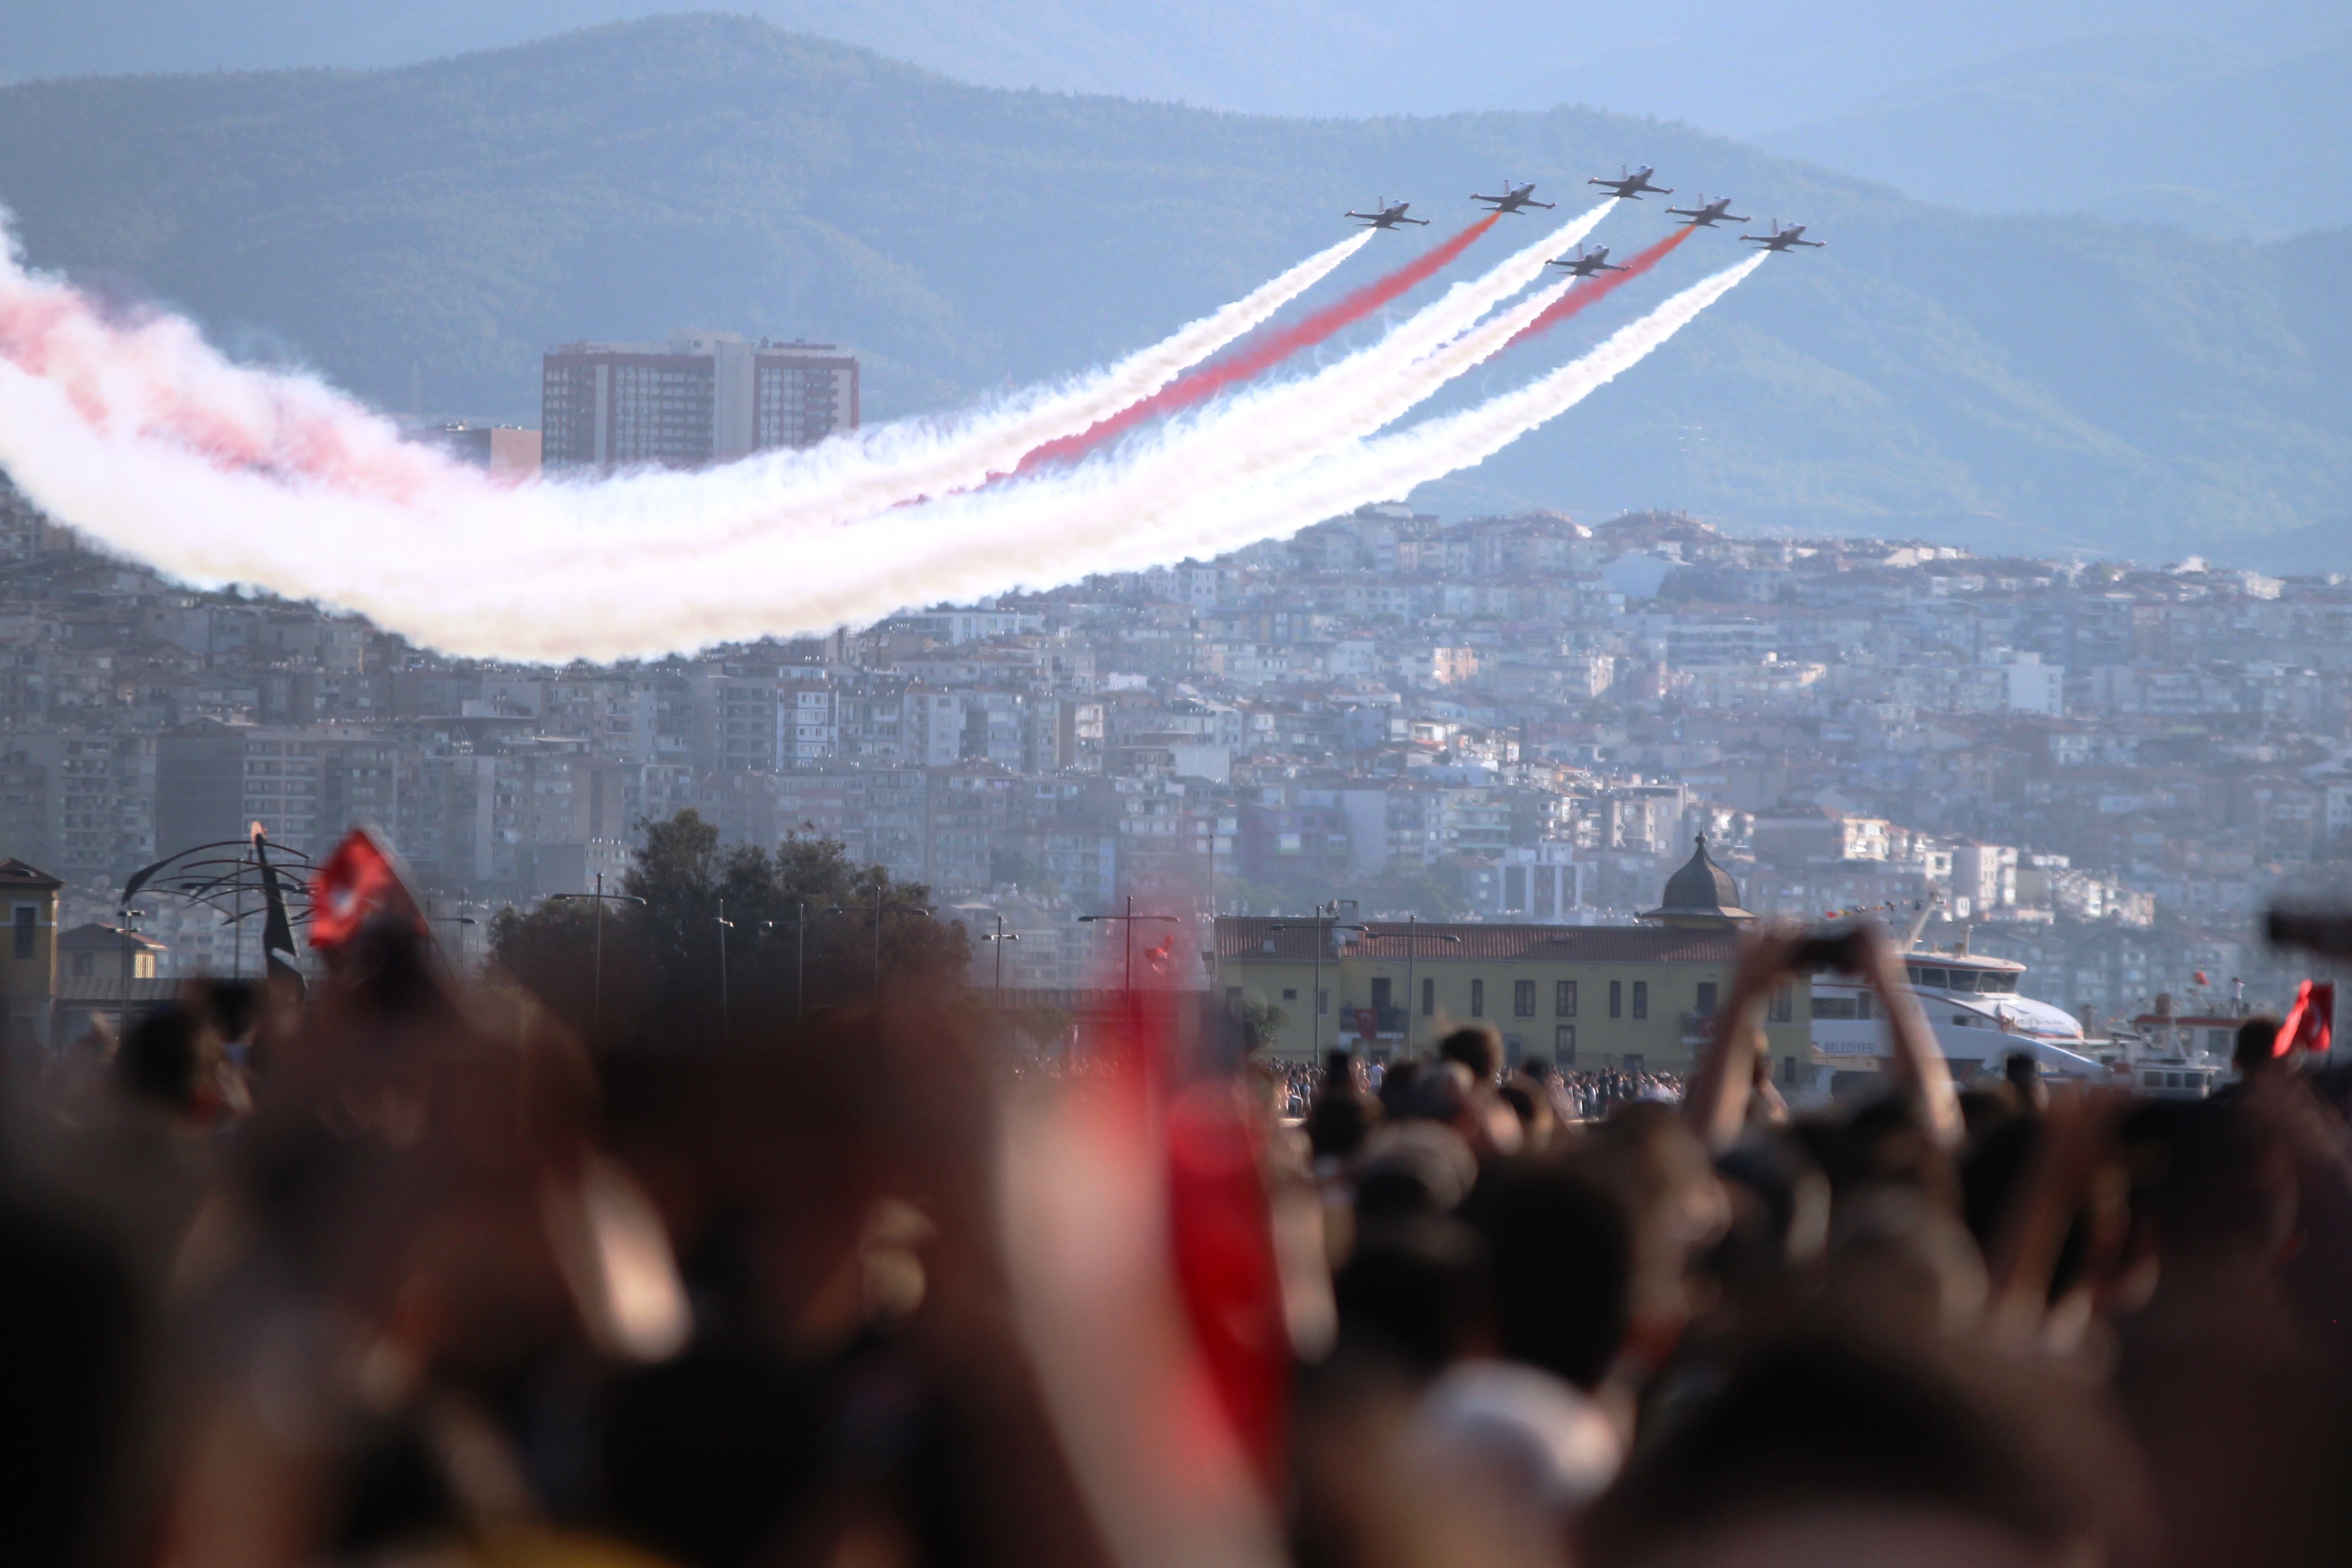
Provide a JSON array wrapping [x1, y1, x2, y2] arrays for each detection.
[[1686, 923, 1807, 1151], [1854, 922, 1962, 1152]]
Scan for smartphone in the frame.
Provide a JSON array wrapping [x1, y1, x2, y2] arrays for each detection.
[[2268, 906, 2352, 960], [1793, 930, 1863, 973]]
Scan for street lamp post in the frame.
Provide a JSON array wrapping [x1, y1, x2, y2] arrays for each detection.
[[1396, 913, 1463, 1055], [116, 904, 148, 1036], [425, 897, 478, 969], [715, 898, 735, 1041], [980, 912, 1021, 1013], [1268, 902, 1366, 1055], [549, 871, 647, 1040], [758, 902, 809, 1026], [1079, 896, 1181, 999], [825, 881, 929, 1005]]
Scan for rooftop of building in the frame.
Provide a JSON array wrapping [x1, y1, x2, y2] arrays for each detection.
[[1637, 835, 1754, 926], [0, 858, 62, 890], [1213, 916, 1739, 964]]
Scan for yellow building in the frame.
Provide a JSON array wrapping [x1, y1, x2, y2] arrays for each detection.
[[1212, 837, 1807, 1074], [0, 858, 61, 1049]]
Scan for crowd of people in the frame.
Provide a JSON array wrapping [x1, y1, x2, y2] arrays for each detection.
[[1268, 1056, 1682, 1123], [10, 909, 2352, 1568]]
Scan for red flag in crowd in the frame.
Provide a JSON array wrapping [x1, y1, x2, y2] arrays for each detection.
[[308, 825, 425, 950], [1165, 1078, 1290, 1486], [2274, 980, 2335, 1057]]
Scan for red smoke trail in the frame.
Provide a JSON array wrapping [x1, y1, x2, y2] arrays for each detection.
[[0, 286, 458, 501], [1504, 226, 1694, 350], [1014, 214, 1502, 473]]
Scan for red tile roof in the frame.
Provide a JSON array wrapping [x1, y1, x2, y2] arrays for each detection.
[[1214, 916, 1738, 964]]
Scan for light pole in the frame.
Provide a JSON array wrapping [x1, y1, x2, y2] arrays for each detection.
[[549, 871, 647, 1040], [980, 912, 1021, 1013], [1395, 913, 1462, 1055], [425, 896, 478, 967], [825, 881, 929, 1005], [715, 898, 735, 1041], [758, 902, 809, 1026], [1268, 902, 1365, 1055], [116, 904, 148, 1037], [1079, 896, 1181, 999]]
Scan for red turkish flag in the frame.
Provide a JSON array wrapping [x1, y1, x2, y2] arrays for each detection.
[[1166, 1079, 1289, 1485], [308, 826, 424, 950], [2274, 981, 2336, 1058]]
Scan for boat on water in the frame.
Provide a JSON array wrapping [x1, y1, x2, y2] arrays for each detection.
[[1806, 948, 2108, 1085]]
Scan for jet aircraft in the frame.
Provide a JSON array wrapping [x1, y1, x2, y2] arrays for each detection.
[[1547, 245, 1629, 278], [1588, 165, 1673, 200], [1666, 194, 1749, 228], [1741, 221, 1825, 252], [1346, 200, 1430, 229], [1472, 181, 1556, 215]]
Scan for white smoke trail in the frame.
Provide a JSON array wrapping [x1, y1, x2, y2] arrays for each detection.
[[486, 259, 1761, 658], [606, 202, 1609, 580], [699, 227, 1379, 530], [529, 208, 1615, 622], [1371, 201, 1609, 364], [1158, 253, 1772, 564], [0, 221, 1371, 549], [0, 210, 1734, 664], [613, 255, 1769, 635]]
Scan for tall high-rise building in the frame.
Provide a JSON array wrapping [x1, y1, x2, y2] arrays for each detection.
[[542, 330, 859, 469]]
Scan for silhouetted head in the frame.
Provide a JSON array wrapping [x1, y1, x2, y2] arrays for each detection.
[[1438, 1026, 1503, 1083], [116, 1009, 202, 1114], [1466, 1163, 1632, 1390], [2233, 1016, 2282, 1077]]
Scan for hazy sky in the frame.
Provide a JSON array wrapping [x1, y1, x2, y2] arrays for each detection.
[[7, 0, 2343, 137]]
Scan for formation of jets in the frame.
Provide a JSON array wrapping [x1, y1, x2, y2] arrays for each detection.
[[1347, 172, 1824, 269]]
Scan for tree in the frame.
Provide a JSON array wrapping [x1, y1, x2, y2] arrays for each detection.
[[491, 810, 970, 1048]]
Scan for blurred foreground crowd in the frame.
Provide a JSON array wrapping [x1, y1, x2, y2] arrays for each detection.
[[10, 914, 2352, 1568]]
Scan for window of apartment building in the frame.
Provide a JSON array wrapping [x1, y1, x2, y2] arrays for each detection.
[[1282, 988, 1297, 1001], [1371, 978, 1391, 1015], [1622, 1053, 1645, 1073], [1767, 983, 1793, 1023], [1695, 981, 1718, 1016], [1632, 981, 1648, 1019], [1555, 980, 1577, 1017], [1470, 979, 1485, 1018], [1318, 989, 1329, 1017], [1555, 1024, 1577, 1064], [1609, 980, 1621, 1019], [1422, 978, 1434, 1016], [1514, 980, 1536, 1017], [12, 906, 31, 961]]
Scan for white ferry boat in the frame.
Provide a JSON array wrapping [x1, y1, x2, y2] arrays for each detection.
[[1804, 947, 2108, 1094]]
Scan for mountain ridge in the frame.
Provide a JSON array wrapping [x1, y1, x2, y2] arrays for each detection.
[[1759, 27, 2352, 241], [0, 14, 2345, 566]]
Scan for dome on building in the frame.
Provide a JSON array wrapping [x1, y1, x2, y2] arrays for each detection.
[[1638, 835, 1754, 928]]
